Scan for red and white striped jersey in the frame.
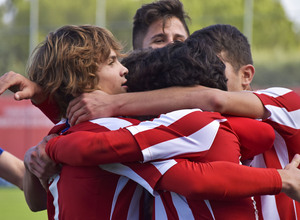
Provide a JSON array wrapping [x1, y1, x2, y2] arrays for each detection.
[[46, 116, 152, 220], [252, 87, 300, 220], [100, 110, 276, 220], [45, 109, 279, 220]]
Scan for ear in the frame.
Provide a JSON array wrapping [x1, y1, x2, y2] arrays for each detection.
[[240, 64, 255, 90]]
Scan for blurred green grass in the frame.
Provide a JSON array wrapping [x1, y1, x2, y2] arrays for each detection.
[[0, 187, 47, 220]]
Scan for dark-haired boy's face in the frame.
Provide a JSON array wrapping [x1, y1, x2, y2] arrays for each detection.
[[142, 17, 188, 49]]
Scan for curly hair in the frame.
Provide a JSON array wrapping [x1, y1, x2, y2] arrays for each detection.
[[123, 41, 227, 92], [132, 0, 190, 49], [27, 25, 123, 118]]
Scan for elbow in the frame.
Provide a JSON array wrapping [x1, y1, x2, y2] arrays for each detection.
[[25, 198, 47, 212], [208, 91, 227, 114], [183, 181, 208, 200], [29, 205, 46, 212]]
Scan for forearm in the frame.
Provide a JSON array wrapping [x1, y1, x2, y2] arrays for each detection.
[[0, 150, 25, 190], [46, 129, 143, 165], [157, 160, 281, 200], [113, 86, 268, 119], [113, 86, 205, 116], [23, 168, 47, 212]]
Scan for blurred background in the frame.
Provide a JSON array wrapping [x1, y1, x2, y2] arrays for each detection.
[[0, 0, 299, 87], [0, 0, 299, 175]]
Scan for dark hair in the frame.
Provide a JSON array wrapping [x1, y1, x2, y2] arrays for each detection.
[[187, 24, 253, 72], [123, 41, 227, 92], [132, 0, 190, 49]]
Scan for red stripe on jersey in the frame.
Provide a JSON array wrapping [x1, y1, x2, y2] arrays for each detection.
[[255, 89, 300, 112], [158, 191, 180, 220], [111, 180, 138, 220], [252, 88, 300, 220], [276, 193, 297, 220], [131, 110, 224, 150], [124, 162, 166, 191]]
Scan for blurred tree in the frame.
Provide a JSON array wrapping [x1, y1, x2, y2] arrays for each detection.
[[0, 0, 299, 87]]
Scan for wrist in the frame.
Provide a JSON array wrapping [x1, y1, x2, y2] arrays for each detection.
[[277, 169, 291, 194]]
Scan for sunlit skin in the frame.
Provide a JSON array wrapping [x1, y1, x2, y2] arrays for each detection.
[[223, 61, 245, 91], [96, 49, 128, 95], [142, 16, 189, 49], [220, 51, 254, 91]]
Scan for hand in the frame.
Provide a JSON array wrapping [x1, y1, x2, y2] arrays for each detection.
[[0, 71, 45, 104], [24, 134, 61, 180], [67, 90, 116, 126], [279, 154, 300, 202]]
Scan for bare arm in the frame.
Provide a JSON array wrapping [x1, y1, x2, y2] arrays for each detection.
[[278, 154, 300, 201], [23, 135, 61, 211], [67, 86, 269, 125], [23, 147, 47, 212], [0, 150, 25, 190]]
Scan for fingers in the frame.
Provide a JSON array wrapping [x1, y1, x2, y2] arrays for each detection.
[[285, 154, 300, 170], [0, 71, 18, 94], [44, 134, 58, 143], [73, 113, 90, 125], [14, 87, 34, 100], [67, 96, 83, 118]]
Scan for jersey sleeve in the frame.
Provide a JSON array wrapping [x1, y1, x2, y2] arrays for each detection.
[[46, 109, 224, 165], [253, 87, 300, 130], [227, 117, 275, 161], [156, 160, 282, 200], [32, 97, 60, 124], [126, 109, 225, 162], [46, 129, 143, 165], [100, 159, 179, 196]]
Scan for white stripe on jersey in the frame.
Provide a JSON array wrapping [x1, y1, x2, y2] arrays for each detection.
[[127, 185, 144, 220], [255, 87, 291, 97], [155, 196, 168, 219], [100, 160, 177, 195], [171, 192, 195, 220], [204, 200, 216, 220], [49, 174, 60, 220], [127, 109, 202, 135], [141, 119, 222, 162], [273, 130, 289, 168], [251, 152, 281, 220], [109, 176, 129, 220], [90, 117, 134, 130], [261, 195, 280, 220], [292, 201, 298, 220], [100, 163, 151, 196], [265, 105, 300, 129], [151, 160, 178, 174]]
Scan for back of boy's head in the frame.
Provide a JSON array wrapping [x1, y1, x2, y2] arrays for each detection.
[[123, 41, 227, 92], [27, 25, 122, 118], [132, 0, 190, 49], [187, 24, 253, 73]]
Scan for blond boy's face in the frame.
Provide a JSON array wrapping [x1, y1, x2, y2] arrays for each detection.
[[96, 50, 128, 95]]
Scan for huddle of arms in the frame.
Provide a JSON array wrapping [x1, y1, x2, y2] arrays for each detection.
[[1, 71, 300, 204]]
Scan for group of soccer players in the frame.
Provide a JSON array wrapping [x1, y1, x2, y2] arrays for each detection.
[[1, 0, 300, 219]]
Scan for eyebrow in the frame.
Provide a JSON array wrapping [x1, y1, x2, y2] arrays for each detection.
[[150, 33, 186, 40], [150, 33, 166, 40], [108, 55, 117, 61]]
